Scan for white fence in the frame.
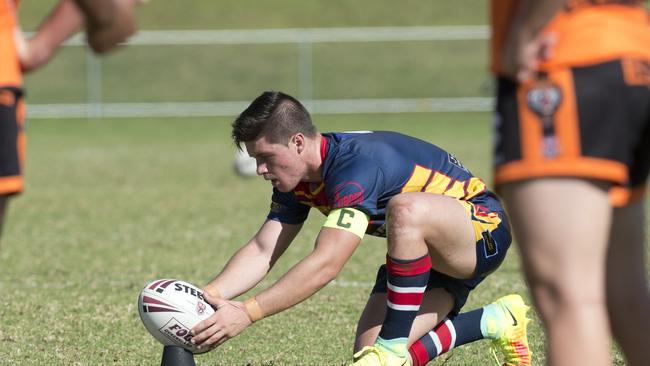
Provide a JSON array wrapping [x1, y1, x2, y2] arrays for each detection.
[[29, 26, 493, 119]]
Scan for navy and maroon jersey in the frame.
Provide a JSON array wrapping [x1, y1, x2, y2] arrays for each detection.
[[267, 131, 503, 237]]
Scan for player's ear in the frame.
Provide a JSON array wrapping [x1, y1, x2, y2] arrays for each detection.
[[292, 133, 305, 153]]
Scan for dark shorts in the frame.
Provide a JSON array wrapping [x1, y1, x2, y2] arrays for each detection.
[[371, 209, 512, 315], [493, 58, 650, 206], [0, 87, 25, 196]]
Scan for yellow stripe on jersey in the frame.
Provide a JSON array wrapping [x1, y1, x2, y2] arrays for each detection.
[[401, 165, 431, 193], [456, 200, 502, 241], [402, 165, 489, 201], [323, 208, 369, 239]]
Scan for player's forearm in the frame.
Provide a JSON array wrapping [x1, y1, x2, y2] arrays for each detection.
[[18, 0, 83, 72], [205, 220, 301, 300], [205, 241, 275, 300], [251, 250, 342, 320], [246, 226, 361, 322]]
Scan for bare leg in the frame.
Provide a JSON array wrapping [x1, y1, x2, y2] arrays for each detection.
[[501, 179, 612, 366], [354, 288, 454, 352], [606, 199, 650, 366], [360, 192, 476, 361], [386, 193, 477, 279]]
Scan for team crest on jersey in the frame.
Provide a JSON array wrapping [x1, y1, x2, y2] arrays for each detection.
[[527, 80, 561, 118], [527, 79, 562, 158], [332, 182, 365, 209]]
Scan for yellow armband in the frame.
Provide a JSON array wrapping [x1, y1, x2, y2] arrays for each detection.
[[322, 208, 369, 239]]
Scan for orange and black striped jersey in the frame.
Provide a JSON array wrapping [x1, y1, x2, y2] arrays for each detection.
[[490, 0, 650, 75], [0, 0, 21, 88]]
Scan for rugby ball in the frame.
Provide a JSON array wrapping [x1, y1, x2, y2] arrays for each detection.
[[138, 279, 215, 354], [233, 147, 257, 178]]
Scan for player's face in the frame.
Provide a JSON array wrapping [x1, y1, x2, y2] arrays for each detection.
[[245, 136, 305, 192]]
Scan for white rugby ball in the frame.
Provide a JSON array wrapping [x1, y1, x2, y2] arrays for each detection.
[[138, 279, 215, 354], [233, 147, 257, 178]]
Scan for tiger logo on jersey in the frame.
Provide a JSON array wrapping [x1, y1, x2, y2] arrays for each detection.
[[527, 78, 562, 158]]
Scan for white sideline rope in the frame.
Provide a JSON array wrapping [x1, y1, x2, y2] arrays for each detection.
[[58, 26, 490, 46], [27, 97, 493, 119]]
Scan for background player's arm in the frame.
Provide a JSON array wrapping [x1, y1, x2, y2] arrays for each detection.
[[503, 0, 565, 81], [15, 0, 83, 72], [202, 219, 302, 300], [72, 0, 143, 54]]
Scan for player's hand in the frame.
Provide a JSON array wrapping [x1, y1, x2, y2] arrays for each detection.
[[503, 31, 557, 83], [190, 293, 253, 351], [80, 0, 149, 53]]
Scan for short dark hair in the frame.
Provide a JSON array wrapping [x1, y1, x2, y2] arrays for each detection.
[[231, 91, 317, 149]]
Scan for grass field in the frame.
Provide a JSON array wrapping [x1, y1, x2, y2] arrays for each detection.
[[3, 1, 648, 364], [0, 114, 642, 365], [18, 1, 490, 105]]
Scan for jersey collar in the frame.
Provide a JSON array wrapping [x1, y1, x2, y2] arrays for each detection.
[[320, 135, 328, 163]]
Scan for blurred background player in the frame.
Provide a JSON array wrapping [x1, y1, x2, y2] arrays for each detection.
[[72, 0, 143, 54], [189, 91, 531, 366], [0, 0, 144, 242], [492, 0, 650, 365]]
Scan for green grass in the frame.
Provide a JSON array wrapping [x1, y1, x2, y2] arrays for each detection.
[[18, 1, 491, 105], [18, 1, 488, 30], [21, 40, 490, 104], [4, 1, 647, 364], [0, 114, 642, 365]]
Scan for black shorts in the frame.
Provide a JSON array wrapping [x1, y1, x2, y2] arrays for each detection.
[[493, 58, 650, 206], [0, 87, 25, 196], [371, 210, 512, 315]]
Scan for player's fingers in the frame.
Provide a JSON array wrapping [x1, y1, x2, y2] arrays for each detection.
[[198, 328, 227, 350], [191, 320, 222, 345], [190, 314, 218, 338]]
